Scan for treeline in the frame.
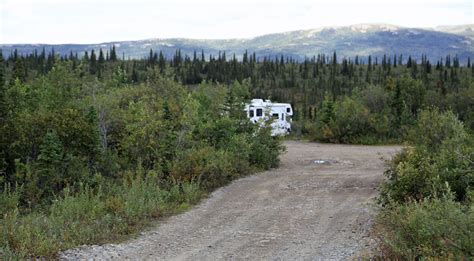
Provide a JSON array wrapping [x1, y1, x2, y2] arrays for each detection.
[[13, 48, 474, 144], [3, 46, 472, 125]]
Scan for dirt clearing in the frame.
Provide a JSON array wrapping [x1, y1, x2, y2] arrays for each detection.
[[60, 141, 400, 260]]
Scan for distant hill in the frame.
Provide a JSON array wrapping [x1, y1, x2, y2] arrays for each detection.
[[434, 24, 474, 40], [1, 23, 473, 62]]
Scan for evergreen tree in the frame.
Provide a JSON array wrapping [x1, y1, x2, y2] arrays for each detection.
[[89, 50, 97, 74], [0, 51, 4, 92], [38, 131, 63, 166], [390, 81, 403, 130], [158, 51, 166, 73], [110, 45, 117, 61], [320, 95, 335, 124], [131, 61, 139, 82], [368, 55, 372, 71], [98, 49, 105, 64], [37, 130, 64, 193], [11, 53, 26, 84], [407, 56, 413, 68], [98, 49, 105, 77]]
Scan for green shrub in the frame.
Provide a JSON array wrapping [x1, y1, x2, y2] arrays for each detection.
[[312, 96, 377, 144], [249, 125, 284, 170], [376, 195, 474, 259], [379, 109, 473, 205], [225, 134, 252, 176], [171, 146, 236, 190], [377, 108, 474, 258], [379, 147, 447, 204], [408, 108, 468, 151]]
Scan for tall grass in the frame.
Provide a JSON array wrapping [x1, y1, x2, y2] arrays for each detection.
[[0, 178, 203, 259]]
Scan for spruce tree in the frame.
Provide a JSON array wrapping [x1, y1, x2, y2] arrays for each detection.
[[11, 54, 26, 84], [158, 51, 166, 73], [131, 62, 139, 82], [98, 49, 105, 64], [368, 55, 372, 71], [149, 49, 154, 67], [98, 49, 105, 77], [110, 45, 117, 61], [0, 51, 4, 91], [320, 95, 334, 124], [89, 50, 97, 74]]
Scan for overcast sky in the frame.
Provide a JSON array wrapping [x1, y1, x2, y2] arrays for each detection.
[[0, 0, 472, 44]]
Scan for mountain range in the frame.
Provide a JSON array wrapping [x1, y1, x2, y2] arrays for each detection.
[[1, 23, 473, 62]]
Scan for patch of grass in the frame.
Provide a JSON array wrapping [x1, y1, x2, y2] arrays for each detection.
[[0, 184, 21, 214], [0, 179, 204, 259]]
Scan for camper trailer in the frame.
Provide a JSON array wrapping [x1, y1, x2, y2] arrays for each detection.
[[245, 99, 293, 136]]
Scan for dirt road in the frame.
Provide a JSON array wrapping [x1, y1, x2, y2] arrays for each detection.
[[60, 141, 400, 260]]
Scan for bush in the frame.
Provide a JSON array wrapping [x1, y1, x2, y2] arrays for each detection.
[[378, 147, 448, 204], [376, 196, 474, 259], [379, 109, 473, 205], [408, 108, 468, 151], [170, 146, 234, 190], [249, 125, 284, 170], [312, 96, 377, 144], [377, 108, 474, 258]]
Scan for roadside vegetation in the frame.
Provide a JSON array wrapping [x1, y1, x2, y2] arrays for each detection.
[[0, 47, 472, 258], [0, 57, 282, 258], [374, 108, 474, 258]]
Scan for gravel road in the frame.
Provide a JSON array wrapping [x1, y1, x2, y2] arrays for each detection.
[[60, 141, 400, 260]]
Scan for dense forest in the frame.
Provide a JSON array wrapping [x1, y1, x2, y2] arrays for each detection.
[[0, 46, 473, 258], [3, 46, 473, 134]]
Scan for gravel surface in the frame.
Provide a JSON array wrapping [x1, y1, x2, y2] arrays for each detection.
[[60, 141, 400, 260]]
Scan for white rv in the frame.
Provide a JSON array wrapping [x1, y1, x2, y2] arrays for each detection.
[[245, 99, 293, 136]]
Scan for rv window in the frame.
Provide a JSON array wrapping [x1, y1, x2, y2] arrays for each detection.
[[249, 110, 254, 117], [281, 113, 285, 120], [286, 107, 291, 113], [256, 108, 263, 117], [272, 113, 279, 119]]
